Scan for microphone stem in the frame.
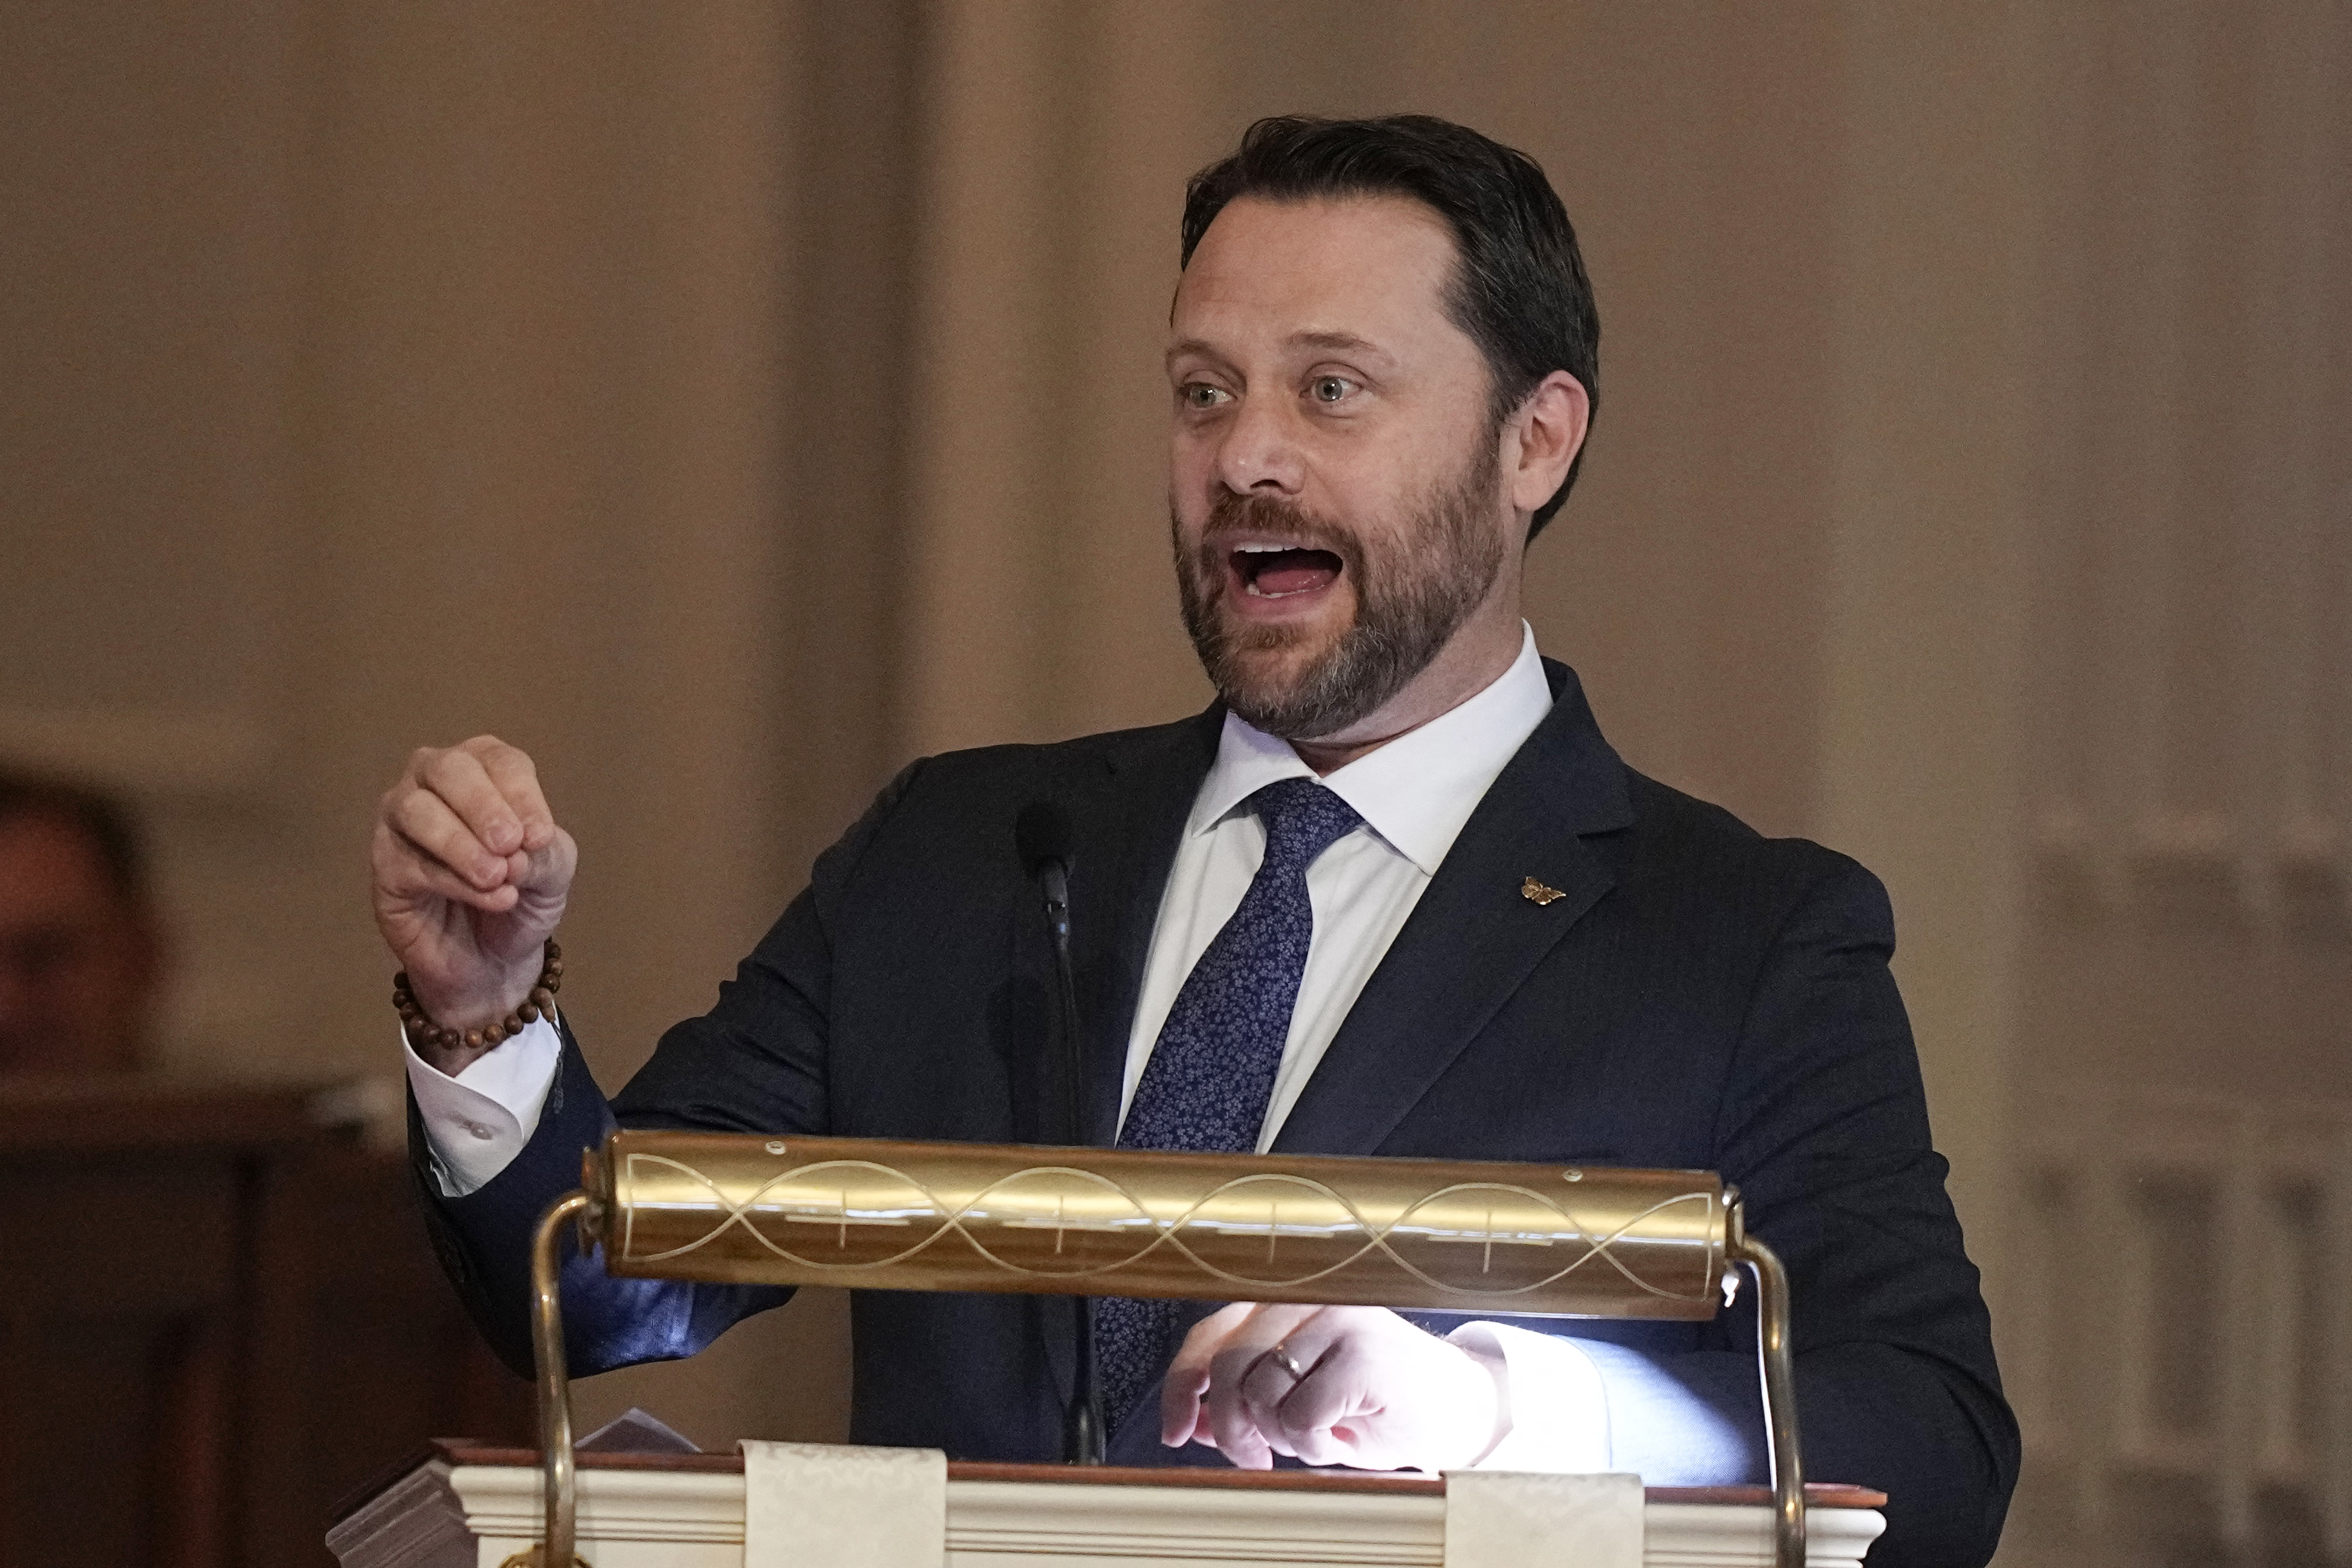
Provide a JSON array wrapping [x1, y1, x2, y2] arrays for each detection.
[[1043, 878, 1083, 1149], [1041, 865, 1105, 1464]]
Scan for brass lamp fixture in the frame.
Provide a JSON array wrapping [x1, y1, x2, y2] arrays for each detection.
[[516, 1133, 1804, 1568]]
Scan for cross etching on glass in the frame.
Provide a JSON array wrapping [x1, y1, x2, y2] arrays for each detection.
[[779, 1186, 917, 1249], [1189, 1196, 1362, 1264], [1417, 1204, 1563, 1273], [1002, 1192, 1137, 1254]]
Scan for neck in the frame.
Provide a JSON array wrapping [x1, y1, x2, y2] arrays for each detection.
[[1287, 600, 1525, 776]]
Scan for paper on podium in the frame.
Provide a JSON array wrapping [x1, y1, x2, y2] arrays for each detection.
[[1444, 1470, 1644, 1568], [740, 1440, 947, 1568]]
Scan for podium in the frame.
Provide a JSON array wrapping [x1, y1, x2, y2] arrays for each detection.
[[329, 1444, 1888, 1567], [358, 1130, 1866, 1567]]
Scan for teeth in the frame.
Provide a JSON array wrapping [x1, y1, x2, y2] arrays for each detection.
[[1233, 543, 1291, 553]]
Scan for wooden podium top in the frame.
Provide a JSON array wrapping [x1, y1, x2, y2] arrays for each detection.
[[335, 1440, 1887, 1524]]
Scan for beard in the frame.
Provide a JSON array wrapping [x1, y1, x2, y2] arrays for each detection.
[[1172, 435, 1506, 741]]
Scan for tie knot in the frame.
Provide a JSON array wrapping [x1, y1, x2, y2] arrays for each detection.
[[1247, 777, 1363, 869]]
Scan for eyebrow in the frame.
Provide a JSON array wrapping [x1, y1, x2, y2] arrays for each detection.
[[1290, 330, 1381, 355], [1164, 330, 1390, 367]]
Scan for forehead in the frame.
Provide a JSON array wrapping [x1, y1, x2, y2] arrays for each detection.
[[1170, 194, 1468, 358]]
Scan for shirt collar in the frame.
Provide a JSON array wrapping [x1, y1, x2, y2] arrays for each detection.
[[1188, 622, 1555, 876]]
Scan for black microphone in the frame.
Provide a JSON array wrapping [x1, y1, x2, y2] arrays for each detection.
[[1013, 801, 1104, 1465]]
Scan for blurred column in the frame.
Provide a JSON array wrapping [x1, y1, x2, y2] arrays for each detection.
[[1817, 0, 2038, 1304], [289, 0, 851, 1450], [1046, 2, 1225, 737], [899, 0, 1074, 756]]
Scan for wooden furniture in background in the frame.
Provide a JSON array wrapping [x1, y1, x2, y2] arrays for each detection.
[[0, 1078, 531, 1568]]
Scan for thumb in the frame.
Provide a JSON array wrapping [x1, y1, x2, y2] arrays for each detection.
[[508, 827, 578, 914]]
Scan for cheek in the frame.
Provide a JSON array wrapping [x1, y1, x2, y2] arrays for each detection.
[[1168, 437, 1218, 521], [1301, 431, 1420, 528], [1169, 418, 1221, 476]]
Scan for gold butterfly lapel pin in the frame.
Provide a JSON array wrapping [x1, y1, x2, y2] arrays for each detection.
[[1521, 876, 1567, 906]]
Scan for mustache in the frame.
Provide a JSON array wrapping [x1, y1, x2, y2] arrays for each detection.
[[1194, 491, 1364, 573]]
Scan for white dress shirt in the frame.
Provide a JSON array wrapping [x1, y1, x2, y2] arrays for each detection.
[[403, 620, 1608, 1469], [1119, 623, 1552, 1148]]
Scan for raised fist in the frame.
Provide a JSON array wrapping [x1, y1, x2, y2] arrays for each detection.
[[370, 735, 576, 1075]]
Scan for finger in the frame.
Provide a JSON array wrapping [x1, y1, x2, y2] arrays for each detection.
[[375, 827, 522, 914], [1240, 1317, 1345, 1460], [1269, 1333, 1365, 1464], [1282, 1396, 1357, 1468], [1203, 1305, 1318, 1467], [1163, 1303, 1256, 1447], [1239, 1353, 1308, 1459], [418, 745, 530, 861], [1160, 1354, 1212, 1449], [468, 737, 558, 853], [1203, 1340, 1273, 1467], [1204, 1362, 1275, 1470], [388, 785, 512, 891]]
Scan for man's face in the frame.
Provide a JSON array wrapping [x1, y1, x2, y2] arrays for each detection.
[[0, 812, 155, 1074], [1166, 194, 1516, 741]]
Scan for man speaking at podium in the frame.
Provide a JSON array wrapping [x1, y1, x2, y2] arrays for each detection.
[[372, 117, 2014, 1567]]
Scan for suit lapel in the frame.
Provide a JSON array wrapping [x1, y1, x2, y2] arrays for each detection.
[[1067, 708, 1222, 1147], [1271, 663, 1635, 1157]]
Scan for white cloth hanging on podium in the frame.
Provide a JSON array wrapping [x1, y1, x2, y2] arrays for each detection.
[[740, 1441, 947, 1568], [1444, 1470, 1644, 1567]]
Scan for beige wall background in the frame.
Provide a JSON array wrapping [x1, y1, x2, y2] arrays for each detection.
[[4, 5, 2345, 1563]]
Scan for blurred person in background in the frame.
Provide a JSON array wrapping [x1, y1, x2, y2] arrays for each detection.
[[0, 771, 162, 1075]]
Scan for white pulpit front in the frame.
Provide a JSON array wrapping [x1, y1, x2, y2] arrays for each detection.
[[328, 1443, 1887, 1568]]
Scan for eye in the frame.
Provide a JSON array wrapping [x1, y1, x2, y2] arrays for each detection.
[[1181, 382, 1231, 410], [1309, 374, 1357, 405]]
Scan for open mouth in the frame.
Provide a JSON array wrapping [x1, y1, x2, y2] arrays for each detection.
[[1230, 543, 1344, 600]]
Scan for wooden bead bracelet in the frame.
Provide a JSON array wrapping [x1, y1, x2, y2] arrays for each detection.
[[394, 940, 563, 1055]]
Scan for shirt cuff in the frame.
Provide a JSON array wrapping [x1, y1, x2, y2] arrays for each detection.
[[401, 1013, 563, 1197], [1448, 1321, 1612, 1473]]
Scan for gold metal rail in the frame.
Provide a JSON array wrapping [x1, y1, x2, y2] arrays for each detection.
[[516, 1133, 1807, 1568]]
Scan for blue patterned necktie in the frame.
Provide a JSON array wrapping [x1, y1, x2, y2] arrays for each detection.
[[1095, 776, 1365, 1432]]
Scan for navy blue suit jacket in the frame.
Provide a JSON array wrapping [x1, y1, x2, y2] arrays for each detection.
[[412, 663, 2016, 1568]]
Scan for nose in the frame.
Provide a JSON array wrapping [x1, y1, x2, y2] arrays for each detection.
[[1211, 391, 1305, 498]]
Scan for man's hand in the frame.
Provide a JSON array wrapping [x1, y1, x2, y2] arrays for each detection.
[[1161, 1303, 1506, 1473], [371, 736, 576, 1076]]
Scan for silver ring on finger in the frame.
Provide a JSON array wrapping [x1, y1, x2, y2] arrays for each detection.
[[1267, 1343, 1309, 1383]]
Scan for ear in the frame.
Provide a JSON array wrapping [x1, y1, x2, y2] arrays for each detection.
[[1504, 371, 1591, 517]]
